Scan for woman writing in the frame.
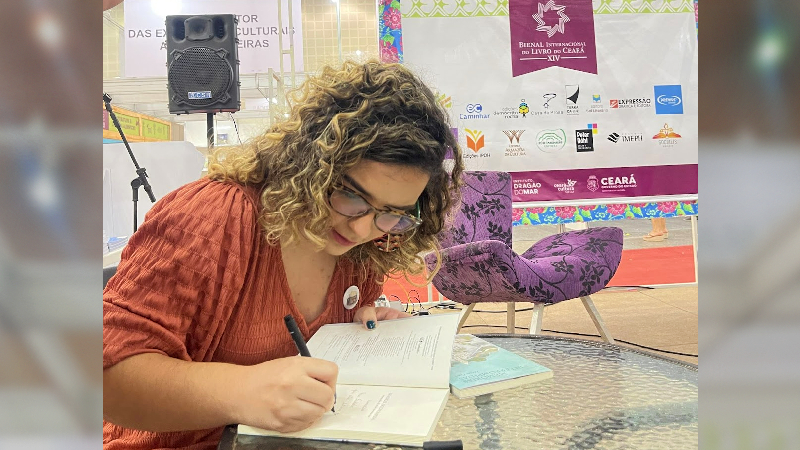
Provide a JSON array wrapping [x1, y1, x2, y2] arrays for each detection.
[[102, 60, 464, 449]]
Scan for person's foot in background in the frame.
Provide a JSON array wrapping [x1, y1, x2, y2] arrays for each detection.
[[644, 217, 668, 242]]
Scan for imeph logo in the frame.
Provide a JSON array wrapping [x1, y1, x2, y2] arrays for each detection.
[[503, 130, 525, 143], [465, 129, 485, 152], [608, 132, 643, 143]]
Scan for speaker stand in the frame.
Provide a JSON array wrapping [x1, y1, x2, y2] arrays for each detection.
[[103, 93, 157, 235], [131, 178, 142, 232], [207, 113, 215, 149]]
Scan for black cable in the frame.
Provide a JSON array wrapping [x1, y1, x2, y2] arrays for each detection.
[[459, 324, 698, 358], [605, 285, 656, 290], [473, 307, 536, 313], [228, 112, 242, 145]]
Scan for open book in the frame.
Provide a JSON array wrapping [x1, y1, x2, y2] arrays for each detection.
[[450, 334, 553, 398], [238, 313, 460, 447]]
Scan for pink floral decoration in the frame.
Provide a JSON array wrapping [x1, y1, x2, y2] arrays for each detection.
[[385, 9, 402, 30], [657, 201, 678, 213], [380, 41, 400, 62], [606, 204, 628, 215], [554, 206, 577, 219]]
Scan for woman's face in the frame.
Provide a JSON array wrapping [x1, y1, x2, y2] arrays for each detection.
[[324, 160, 429, 256]]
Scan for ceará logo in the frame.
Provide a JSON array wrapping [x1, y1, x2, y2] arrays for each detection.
[[657, 95, 682, 107]]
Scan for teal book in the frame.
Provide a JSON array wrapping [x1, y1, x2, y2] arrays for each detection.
[[449, 334, 553, 398]]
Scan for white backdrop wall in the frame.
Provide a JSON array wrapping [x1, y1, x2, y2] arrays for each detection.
[[103, 142, 206, 238], [402, 0, 698, 203], [124, 0, 304, 78]]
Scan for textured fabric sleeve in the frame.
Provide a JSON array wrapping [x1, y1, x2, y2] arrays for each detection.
[[359, 268, 382, 309], [103, 179, 258, 369]]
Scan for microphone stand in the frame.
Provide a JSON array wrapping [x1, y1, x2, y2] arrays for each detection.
[[103, 93, 157, 233]]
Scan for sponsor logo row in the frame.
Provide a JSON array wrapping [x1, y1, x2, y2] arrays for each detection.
[[440, 84, 684, 120], [513, 173, 640, 197], [456, 123, 682, 157]]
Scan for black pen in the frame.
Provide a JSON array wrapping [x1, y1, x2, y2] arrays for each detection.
[[423, 440, 463, 450], [283, 314, 335, 412]]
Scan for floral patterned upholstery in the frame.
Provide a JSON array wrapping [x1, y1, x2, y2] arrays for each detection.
[[439, 171, 513, 249], [427, 171, 624, 305]]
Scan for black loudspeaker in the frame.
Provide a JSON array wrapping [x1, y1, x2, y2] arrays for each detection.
[[166, 14, 240, 115]]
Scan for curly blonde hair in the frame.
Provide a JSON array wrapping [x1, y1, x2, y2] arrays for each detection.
[[207, 60, 464, 281]]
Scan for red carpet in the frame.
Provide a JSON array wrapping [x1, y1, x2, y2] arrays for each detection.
[[381, 245, 696, 302], [608, 245, 696, 286]]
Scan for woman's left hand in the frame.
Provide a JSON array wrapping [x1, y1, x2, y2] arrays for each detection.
[[353, 306, 411, 330]]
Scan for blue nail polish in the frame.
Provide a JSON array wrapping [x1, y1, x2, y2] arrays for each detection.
[[367, 320, 376, 329]]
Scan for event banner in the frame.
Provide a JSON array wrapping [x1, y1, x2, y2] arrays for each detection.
[[123, 0, 303, 78], [402, 0, 697, 202]]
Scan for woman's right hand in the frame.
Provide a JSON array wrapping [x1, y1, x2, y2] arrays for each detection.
[[234, 356, 339, 433]]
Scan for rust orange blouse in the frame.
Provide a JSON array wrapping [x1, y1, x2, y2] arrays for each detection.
[[103, 178, 381, 450]]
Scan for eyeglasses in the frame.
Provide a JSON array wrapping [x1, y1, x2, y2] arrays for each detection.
[[327, 185, 422, 234]]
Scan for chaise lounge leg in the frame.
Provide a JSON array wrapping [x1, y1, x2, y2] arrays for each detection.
[[507, 302, 515, 334], [457, 303, 475, 333], [581, 295, 614, 343], [529, 303, 544, 335]]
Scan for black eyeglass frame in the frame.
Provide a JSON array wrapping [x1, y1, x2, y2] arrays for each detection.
[[326, 184, 423, 234]]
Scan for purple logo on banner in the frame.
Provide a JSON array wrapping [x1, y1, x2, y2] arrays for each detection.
[[509, 0, 598, 77]]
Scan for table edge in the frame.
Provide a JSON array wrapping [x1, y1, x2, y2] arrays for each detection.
[[473, 333, 698, 370]]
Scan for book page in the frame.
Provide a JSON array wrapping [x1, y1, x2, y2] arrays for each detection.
[[238, 385, 449, 446], [306, 313, 459, 388]]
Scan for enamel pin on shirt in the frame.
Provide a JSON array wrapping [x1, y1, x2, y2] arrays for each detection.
[[343, 285, 359, 310]]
